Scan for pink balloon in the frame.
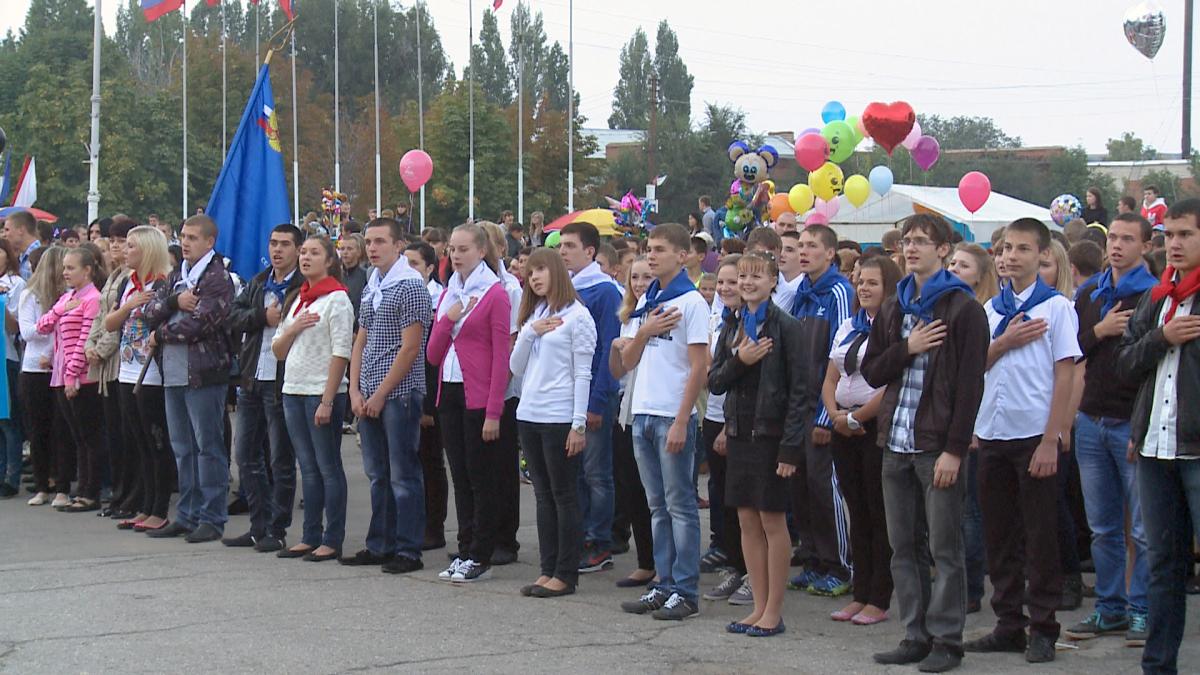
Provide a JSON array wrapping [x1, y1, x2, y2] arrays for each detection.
[[958, 171, 992, 214], [911, 136, 941, 171], [730, 179, 741, 196], [399, 149, 434, 192], [853, 116, 866, 136], [794, 133, 830, 172], [900, 119, 923, 150], [805, 212, 830, 226], [814, 197, 840, 219]]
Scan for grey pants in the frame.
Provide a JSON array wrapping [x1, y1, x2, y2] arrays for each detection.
[[882, 450, 967, 649]]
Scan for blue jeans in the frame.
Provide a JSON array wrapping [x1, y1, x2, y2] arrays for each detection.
[[632, 413, 701, 603], [963, 449, 987, 603], [1138, 455, 1200, 675], [1075, 413, 1148, 616], [284, 393, 348, 550], [233, 382, 295, 539], [164, 384, 230, 531], [578, 391, 618, 550], [357, 391, 425, 559]]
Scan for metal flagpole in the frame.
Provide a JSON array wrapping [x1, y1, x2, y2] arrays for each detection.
[[221, 0, 227, 162], [373, 0, 381, 214], [290, 19, 299, 225], [86, 0, 102, 224], [254, 2, 259, 60], [468, 0, 475, 221], [333, 0, 340, 192], [517, 2, 523, 224], [416, 1, 425, 230], [567, 0, 573, 212], [182, 13, 188, 220]]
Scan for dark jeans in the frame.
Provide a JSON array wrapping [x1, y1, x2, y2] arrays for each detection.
[[702, 418, 744, 574], [963, 449, 987, 604], [57, 384, 103, 501], [579, 391, 618, 550], [283, 393, 348, 550], [978, 436, 1062, 640], [612, 421, 654, 571], [20, 372, 53, 494], [831, 423, 893, 609], [49, 386, 77, 494], [120, 383, 174, 519], [496, 396, 521, 553], [164, 384, 230, 531], [233, 381, 295, 539], [1138, 455, 1200, 675], [418, 410, 448, 542], [1056, 447, 1082, 576], [440, 382, 503, 565], [358, 391, 425, 559], [519, 421, 581, 586], [101, 380, 127, 505], [789, 440, 850, 579]]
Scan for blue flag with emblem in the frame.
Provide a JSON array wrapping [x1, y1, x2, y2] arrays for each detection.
[[209, 62, 292, 281]]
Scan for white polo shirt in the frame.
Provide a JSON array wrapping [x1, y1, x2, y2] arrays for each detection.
[[975, 283, 1082, 441], [1142, 294, 1195, 460], [772, 271, 803, 312], [626, 290, 710, 418]]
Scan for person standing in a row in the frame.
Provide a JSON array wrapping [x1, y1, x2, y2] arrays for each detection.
[[19, 246, 62, 506]]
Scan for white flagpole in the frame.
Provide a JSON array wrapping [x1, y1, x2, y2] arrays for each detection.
[[372, 0, 381, 215], [416, 1, 425, 230], [182, 12, 188, 220], [86, 0, 102, 224], [567, 0, 573, 212], [333, 0, 340, 193], [468, 0, 475, 221], [221, 0, 227, 162], [254, 1, 259, 59], [290, 23, 299, 225], [517, 2, 523, 224]]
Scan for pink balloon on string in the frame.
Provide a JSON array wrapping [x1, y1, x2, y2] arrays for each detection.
[[900, 119, 923, 150], [958, 171, 992, 213], [911, 136, 941, 171], [805, 212, 830, 226], [399, 150, 434, 192]]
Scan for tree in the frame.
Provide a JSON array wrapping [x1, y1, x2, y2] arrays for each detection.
[[653, 21, 693, 126], [1140, 168, 1181, 203], [608, 28, 651, 129], [466, 9, 511, 107], [917, 114, 1021, 150], [1106, 131, 1157, 161], [541, 42, 572, 112], [508, 4, 546, 106]]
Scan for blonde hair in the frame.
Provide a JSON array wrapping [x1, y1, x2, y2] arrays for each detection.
[[452, 222, 500, 275], [516, 248, 578, 327], [1047, 240, 1074, 297], [27, 245, 66, 310], [954, 243, 1000, 304], [618, 255, 648, 323], [126, 226, 172, 283], [478, 220, 507, 261]]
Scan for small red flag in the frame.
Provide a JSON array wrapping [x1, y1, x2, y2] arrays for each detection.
[[280, 0, 294, 20], [493, 0, 503, 9], [206, 0, 220, 6]]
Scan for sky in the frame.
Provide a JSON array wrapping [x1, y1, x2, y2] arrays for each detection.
[[1, 0, 1195, 155]]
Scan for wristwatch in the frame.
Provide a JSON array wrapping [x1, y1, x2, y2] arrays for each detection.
[[846, 413, 862, 432], [572, 424, 587, 436]]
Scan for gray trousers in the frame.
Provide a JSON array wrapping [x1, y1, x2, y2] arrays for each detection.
[[882, 450, 967, 649]]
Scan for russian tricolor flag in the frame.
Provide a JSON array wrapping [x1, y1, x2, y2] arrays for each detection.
[[141, 0, 184, 23]]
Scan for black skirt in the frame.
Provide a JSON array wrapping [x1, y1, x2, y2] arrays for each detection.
[[725, 434, 791, 513]]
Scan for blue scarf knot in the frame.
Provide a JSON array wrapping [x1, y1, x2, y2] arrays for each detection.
[[263, 269, 293, 305], [1089, 265, 1156, 318], [742, 302, 769, 343], [839, 308, 873, 346], [991, 277, 1059, 339], [630, 269, 697, 318], [896, 269, 974, 324], [791, 266, 847, 317]]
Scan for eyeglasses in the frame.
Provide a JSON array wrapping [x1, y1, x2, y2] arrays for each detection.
[[899, 237, 935, 249]]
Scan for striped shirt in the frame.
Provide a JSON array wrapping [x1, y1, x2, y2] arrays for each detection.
[[36, 284, 101, 388]]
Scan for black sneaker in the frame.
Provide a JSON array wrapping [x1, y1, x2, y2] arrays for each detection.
[[1025, 633, 1055, 663], [491, 547, 518, 566], [579, 546, 613, 573], [221, 532, 257, 548], [254, 535, 285, 553], [184, 523, 222, 543], [963, 632, 1026, 653], [0, 484, 18, 498], [917, 644, 962, 673], [621, 587, 669, 614], [146, 521, 192, 538], [651, 593, 699, 620], [699, 547, 728, 574], [1059, 574, 1084, 611], [227, 496, 249, 516], [874, 640, 932, 665], [450, 559, 491, 583], [339, 549, 394, 566], [382, 556, 424, 574]]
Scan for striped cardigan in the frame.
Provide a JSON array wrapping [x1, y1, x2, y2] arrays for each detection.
[[36, 284, 101, 388]]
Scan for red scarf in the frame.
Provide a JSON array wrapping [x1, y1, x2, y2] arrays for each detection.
[[294, 276, 347, 313], [1151, 265, 1200, 322], [129, 271, 164, 292]]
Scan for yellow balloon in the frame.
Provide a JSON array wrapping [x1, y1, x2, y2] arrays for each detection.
[[843, 174, 870, 208], [808, 162, 845, 202], [787, 184, 814, 213]]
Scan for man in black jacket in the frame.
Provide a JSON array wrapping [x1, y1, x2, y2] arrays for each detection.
[[1117, 198, 1200, 675], [221, 224, 302, 552]]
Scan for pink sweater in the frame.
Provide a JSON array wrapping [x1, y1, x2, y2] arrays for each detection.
[[36, 284, 101, 388], [427, 283, 511, 420]]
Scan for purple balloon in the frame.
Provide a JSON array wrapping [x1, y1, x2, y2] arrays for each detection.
[[801, 127, 821, 136], [911, 136, 941, 171]]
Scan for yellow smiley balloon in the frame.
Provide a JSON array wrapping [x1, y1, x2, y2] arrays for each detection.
[[808, 162, 845, 202]]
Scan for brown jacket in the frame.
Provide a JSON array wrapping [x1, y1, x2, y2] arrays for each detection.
[[860, 290, 989, 458]]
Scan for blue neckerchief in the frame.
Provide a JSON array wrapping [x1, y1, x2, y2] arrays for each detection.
[[263, 268, 294, 305], [839, 308, 873, 346], [742, 301, 769, 343], [630, 269, 697, 318], [791, 266, 847, 317], [896, 270, 974, 323], [991, 277, 1059, 339], [721, 306, 736, 323], [1089, 265, 1156, 317]]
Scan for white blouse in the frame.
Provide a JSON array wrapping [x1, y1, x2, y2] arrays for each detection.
[[510, 301, 597, 426], [828, 315, 881, 409]]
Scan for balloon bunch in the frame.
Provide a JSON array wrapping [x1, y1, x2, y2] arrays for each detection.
[[605, 190, 645, 230], [320, 188, 349, 237]]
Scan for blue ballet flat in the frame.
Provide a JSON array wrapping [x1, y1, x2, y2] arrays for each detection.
[[725, 621, 753, 634], [747, 621, 786, 637]]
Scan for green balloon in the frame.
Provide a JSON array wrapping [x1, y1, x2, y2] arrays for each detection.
[[821, 120, 856, 163], [545, 230, 561, 248], [845, 115, 865, 146]]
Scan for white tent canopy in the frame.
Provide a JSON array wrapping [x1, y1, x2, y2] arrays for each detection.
[[828, 184, 1055, 247]]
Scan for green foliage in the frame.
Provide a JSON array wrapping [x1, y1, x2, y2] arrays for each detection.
[[653, 21, 692, 126], [466, 10, 511, 107], [917, 114, 1021, 150], [1106, 132, 1157, 161], [608, 28, 651, 130], [1140, 168, 1181, 202]]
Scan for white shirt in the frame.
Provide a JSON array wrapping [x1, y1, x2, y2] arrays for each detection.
[[273, 290, 355, 396], [17, 288, 52, 373], [117, 281, 163, 386], [976, 284, 1082, 441], [705, 305, 728, 424], [772, 271, 803, 311], [511, 301, 597, 426], [256, 269, 295, 382], [0, 274, 27, 362], [627, 290, 710, 418], [1142, 294, 1194, 460], [828, 316, 881, 409]]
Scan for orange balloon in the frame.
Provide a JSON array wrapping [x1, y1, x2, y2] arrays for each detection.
[[768, 193, 794, 221]]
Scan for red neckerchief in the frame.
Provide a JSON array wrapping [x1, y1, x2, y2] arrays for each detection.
[[129, 271, 164, 292], [294, 276, 347, 313], [1150, 265, 1200, 323]]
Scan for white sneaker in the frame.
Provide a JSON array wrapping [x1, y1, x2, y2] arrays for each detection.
[[728, 575, 754, 606], [439, 557, 463, 581], [451, 559, 491, 583], [50, 493, 71, 508], [27, 492, 50, 506]]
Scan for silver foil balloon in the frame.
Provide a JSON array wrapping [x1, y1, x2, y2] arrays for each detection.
[[1123, 1, 1166, 60]]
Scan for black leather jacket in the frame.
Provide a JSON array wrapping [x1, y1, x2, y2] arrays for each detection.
[[227, 268, 302, 389], [1117, 289, 1200, 457], [708, 302, 812, 466]]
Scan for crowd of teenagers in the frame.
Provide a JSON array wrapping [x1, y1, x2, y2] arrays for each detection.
[[1, 184, 1199, 674]]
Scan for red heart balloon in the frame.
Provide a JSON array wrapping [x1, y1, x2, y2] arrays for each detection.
[[862, 101, 916, 155]]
